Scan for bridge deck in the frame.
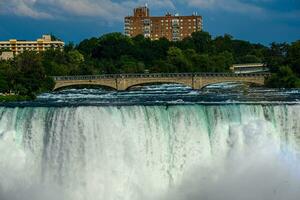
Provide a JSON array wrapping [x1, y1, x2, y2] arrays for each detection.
[[52, 73, 271, 81]]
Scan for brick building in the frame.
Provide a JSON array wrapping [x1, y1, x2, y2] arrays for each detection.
[[124, 6, 203, 41]]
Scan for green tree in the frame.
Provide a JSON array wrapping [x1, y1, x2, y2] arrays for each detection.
[[167, 47, 191, 72], [266, 66, 300, 88], [13, 51, 49, 95], [190, 31, 212, 53], [265, 42, 289, 72], [0, 62, 9, 93], [42, 49, 73, 76], [191, 54, 212, 72], [150, 59, 176, 73], [287, 41, 300, 75], [213, 34, 233, 54], [64, 42, 75, 52], [119, 55, 145, 73], [240, 54, 262, 63], [93, 33, 134, 60], [211, 51, 233, 72], [77, 37, 99, 56], [231, 40, 253, 58], [68, 50, 84, 64]]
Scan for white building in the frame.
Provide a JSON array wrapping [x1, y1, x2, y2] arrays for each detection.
[[230, 63, 269, 74]]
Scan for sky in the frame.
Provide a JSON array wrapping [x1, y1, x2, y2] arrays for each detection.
[[0, 0, 299, 45]]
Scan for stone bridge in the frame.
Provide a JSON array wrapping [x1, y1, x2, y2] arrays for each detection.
[[52, 73, 271, 91]]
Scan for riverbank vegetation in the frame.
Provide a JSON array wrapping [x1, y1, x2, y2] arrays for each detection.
[[0, 95, 33, 102], [0, 31, 300, 99], [0, 51, 55, 99]]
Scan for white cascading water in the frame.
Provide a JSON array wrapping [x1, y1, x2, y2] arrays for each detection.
[[0, 105, 300, 200]]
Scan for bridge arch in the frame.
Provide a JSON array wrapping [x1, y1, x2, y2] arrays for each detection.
[[122, 77, 193, 90], [195, 75, 266, 90], [199, 80, 264, 90], [125, 81, 193, 90], [53, 82, 118, 91]]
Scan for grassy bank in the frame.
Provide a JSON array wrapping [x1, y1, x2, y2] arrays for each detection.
[[0, 95, 34, 102]]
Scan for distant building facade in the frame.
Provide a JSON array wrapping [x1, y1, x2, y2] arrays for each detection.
[[124, 6, 203, 41], [0, 35, 64, 60], [0, 52, 14, 60], [230, 63, 269, 74]]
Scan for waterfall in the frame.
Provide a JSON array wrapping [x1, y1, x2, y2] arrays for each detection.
[[0, 105, 300, 200]]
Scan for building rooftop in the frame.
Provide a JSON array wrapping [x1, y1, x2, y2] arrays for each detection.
[[0, 35, 63, 43]]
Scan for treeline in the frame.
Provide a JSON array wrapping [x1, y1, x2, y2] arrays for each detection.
[[265, 42, 300, 87], [0, 51, 55, 97], [0, 31, 300, 97], [76, 32, 266, 74]]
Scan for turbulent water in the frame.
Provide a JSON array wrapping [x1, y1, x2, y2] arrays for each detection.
[[1, 84, 300, 200]]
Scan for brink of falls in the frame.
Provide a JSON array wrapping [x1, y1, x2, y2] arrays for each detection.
[[1, 105, 300, 200]]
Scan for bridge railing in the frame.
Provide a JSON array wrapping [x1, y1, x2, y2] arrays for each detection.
[[52, 73, 271, 81]]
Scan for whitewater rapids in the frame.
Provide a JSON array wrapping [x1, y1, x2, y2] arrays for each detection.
[[0, 105, 300, 200]]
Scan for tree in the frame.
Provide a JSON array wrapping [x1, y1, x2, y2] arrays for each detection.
[[92, 33, 134, 60], [190, 54, 212, 72], [167, 47, 191, 72], [119, 55, 145, 73], [190, 31, 212, 53], [231, 40, 253, 58], [99, 59, 118, 74], [287, 41, 300, 75], [131, 35, 155, 66], [266, 66, 300, 88], [240, 54, 262, 63], [68, 50, 84, 64], [265, 42, 289, 72], [0, 62, 9, 93], [213, 34, 233, 54], [210, 51, 233, 72], [13, 51, 49, 95], [64, 42, 75, 52], [50, 34, 62, 41], [77, 37, 99, 56]]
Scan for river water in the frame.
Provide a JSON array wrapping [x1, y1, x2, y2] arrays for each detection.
[[1, 83, 300, 200]]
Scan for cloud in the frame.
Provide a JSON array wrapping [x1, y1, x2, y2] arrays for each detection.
[[0, 0, 175, 21], [183, 0, 300, 20], [184, 0, 265, 15], [0, 0, 297, 22], [0, 0, 52, 18]]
